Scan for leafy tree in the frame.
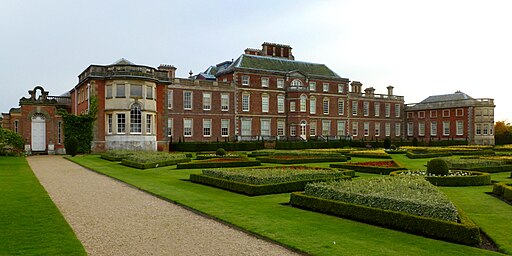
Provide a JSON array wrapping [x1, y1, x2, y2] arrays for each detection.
[[0, 127, 24, 156], [494, 121, 512, 145], [60, 96, 98, 154]]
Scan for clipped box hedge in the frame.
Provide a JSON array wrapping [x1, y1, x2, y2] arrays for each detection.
[[190, 174, 351, 196], [177, 159, 261, 169], [100, 150, 136, 161], [492, 182, 512, 202], [330, 162, 405, 175], [406, 151, 453, 159], [347, 151, 392, 159], [390, 170, 491, 186], [467, 165, 512, 173], [289, 192, 481, 246], [256, 155, 347, 164], [121, 158, 190, 169]]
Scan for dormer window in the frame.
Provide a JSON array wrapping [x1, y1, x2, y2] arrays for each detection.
[[290, 79, 303, 87]]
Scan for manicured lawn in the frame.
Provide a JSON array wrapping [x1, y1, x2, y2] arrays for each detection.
[[68, 155, 505, 256], [0, 157, 86, 255]]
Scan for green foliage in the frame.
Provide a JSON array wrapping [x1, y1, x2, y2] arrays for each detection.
[[177, 158, 261, 169], [64, 136, 79, 157], [201, 166, 350, 185], [120, 152, 190, 169], [215, 148, 226, 156], [0, 127, 24, 156], [384, 137, 392, 149], [406, 151, 453, 159], [492, 182, 512, 201], [0, 157, 86, 255], [412, 137, 418, 147], [256, 154, 347, 164], [304, 176, 458, 222], [391, 170, 492, 186], [427, 159, 449, 176], [190, 173, 351, 196], [290, 192, 481, 246], [100, 150, 136, 161], [348, 150, 392, 159], [60, 97, 97, 154], [330, 162, 405, 175]]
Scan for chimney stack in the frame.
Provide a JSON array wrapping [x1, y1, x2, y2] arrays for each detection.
[[261, 42, 294, 60], [364, 87, 375, 96], [387, 85, 394, 96], [350, 81, 363, 94], [158, 64, 177, 80]]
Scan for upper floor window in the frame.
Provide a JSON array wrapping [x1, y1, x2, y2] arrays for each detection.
[[430, 110, 437, 118], [242, 75, 250, 86], [290, 101, 296, 112], [116, 84, 125, 98], [395, 104, 401, 117], [291, 79, 303, 87], [146, 86, 153, 99], [184, 91, 192, 110], [323, 98, 329, 114], [374, 102, 380, 117], [277, 79, 284, 89], [261, 77, 269, 88], [14, 120, 19, 133], [338, 84, 344, 93], [203, 93, 211, 110], [352, 101, 358, 116], [262, 94, 269, 113], [385, 103, 390, 117], [310, 97, 316, 114], [456, 108, 464, 117], [278, 95, 285, 113], [418, 111, 425, 118], [167, 90, 173, 109], [242, 93, 250, 111], [309, 82, 316, 91], [300, 94, 307, 112], [323, 83, 329, 92], [443, 109, 450, 117], [221, 93, 229, 111], [106, 85, 113, 98], [363, 102, 369, 116], [130, 85, 143, 98], [407, 112, 414, 118], [338, 99, 344, 115]]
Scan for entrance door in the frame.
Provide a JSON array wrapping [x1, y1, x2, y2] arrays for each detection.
[[31, 114, 46, 151], [300, 120, 307, 140]]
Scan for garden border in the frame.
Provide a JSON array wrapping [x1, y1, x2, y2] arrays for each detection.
[[330, 162, 405, 175], [390, 170, 491, 186], [289, 192, 481, 246]]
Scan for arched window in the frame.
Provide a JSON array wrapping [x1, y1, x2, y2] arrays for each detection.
[[130, 104, 142, 133], [300, 94, 307, 112], [290, 79, 303, 87]]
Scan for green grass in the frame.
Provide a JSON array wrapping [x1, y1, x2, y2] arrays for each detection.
[[0, 157, 86, 255], [68, 155, 505, 256]]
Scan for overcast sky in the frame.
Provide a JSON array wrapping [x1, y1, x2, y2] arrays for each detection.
[[1, 0, 510, 121]]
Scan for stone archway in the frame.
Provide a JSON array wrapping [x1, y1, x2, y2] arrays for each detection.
[[31, 113, 46, 151]]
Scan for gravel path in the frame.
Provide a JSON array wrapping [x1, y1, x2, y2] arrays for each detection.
[[27, 155, 300, 256]]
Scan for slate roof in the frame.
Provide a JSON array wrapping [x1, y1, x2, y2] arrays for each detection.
[[113, 58, 135, 65], [216, 54, 342, 79], [420, 91, 474, 104]]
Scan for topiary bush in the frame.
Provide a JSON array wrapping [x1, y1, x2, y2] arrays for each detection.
[[65, 136, 79, 157], [427, 158, 449, 176], [216, 148, 226, 156], [384, 137, 392, 149], [0, 127, 24, 156]]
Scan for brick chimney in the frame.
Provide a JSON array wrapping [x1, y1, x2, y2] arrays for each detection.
[[158, 64, 176, 80], [261, 42, 294, 60], [364, 87, 375, 96], [387, 85, 394, 96]]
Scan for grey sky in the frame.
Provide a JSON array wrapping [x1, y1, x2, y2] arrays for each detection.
[[1, 0, 510, 121]]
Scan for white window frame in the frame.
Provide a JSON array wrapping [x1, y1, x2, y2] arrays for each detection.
[[130, 84, 143, 98], [323, 83, 329, 92], [322, 120, 331, 136], [277, 79, 284, 89], [167, 90, 173, 109], [300, 94, 307, 112], [374, 102, 380, 117], [338, 99, 344, 115], [431, 122, 437, 136], [203, 119, 211, 137], [117, 113, 126, 134], [183, 91, 192, 110], [309, 97, 316, 114], [241, 119, 252, 136], [203, 92, 211, 111], [310, 121, 317, 136], [456, 120, 464, 136], [261, 77, 269, 88], [419, 122, 425, 136], [167, 118, 173, 137], [184, 118, 193, 137], [364, 122, 369, 136], [262, 94, 269, 113], [338, 84, 344, 93], [352, 122, 358, 136], [337, 120, 346, 136], [146, 85, 153, 99], [476, 124, 482, 135], [221, 119, 229, 137], [277, 120, 285, 136], [395, 123, 401, 137], [277, 95, 285, 113], [106, 85, 113, 99], [242, 93, 250, 112], [260, 119, 271, 136], [309, 82, 316, 91], [385, 123, 391, 137], [323, 98, 329, 115], [221, 93, 229, 111], [242, 75, 249, 86], [352, 101, 358, 116], [443, 122, 450, 136], [290, 126, 297, 136], [375, 122, 380, 137], [407, 122, 413, 136], [395, 104, 401, 118], [146, 114, 152, 134], [385, 103, 390, 117], [363, 102, 369, 116], [290, 101, 296, 112], [107, 114, 113, 134]]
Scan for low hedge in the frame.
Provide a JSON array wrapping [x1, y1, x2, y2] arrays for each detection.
[[289, 192, 481, 246], [171, 141, 264, 152], [390, 170, 491, 186], [176, 159, 261, 169], [330, 163, 405, 175], [492, 182, 512, 202], [347, 151, 392, 159], [467, 165, 512, 173], [190, 174, 351, 196], [121, 158, 191, 169], [406, 151, 453, 159], [385, 149, 408, 154], [195, 154, 243, 160], [100, 150, 135, 161], [256, 155, 347, 164]]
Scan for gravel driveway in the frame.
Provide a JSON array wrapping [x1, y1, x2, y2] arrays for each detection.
[[27, 155, 301, 256]]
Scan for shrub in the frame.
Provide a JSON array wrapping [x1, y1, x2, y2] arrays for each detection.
[[256, 154, 347, 164], [384, 137, 392, 149], [390, 170, 491, 186], [120, 152, 190, 169], [100, 150, 135, 161], [330, 161, 405, 175], [290, 193, 480, 246], [177, 158, 261, 169], [65, 136, 79, 157], [427, 159, 449, 176], [347, 150, 391, 159], [304, 176, 458, 222], [216, 148, 226, 156], [492, 182, 512, 202], [0, 127, 24, 156]]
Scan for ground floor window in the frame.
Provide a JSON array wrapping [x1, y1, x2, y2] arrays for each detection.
[[117, 114, 126, 134], [184, 119, 193, 137], [221, 119, 229, 137], [241, 119, 251, 136]]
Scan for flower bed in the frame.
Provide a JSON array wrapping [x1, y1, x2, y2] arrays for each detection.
[[100, 150, 136, 161], [404, 146, 495, 159], [190, 166, 352, 195], [390, 170, 491, 186], [441, 157, 512, 173], [384, 149, 408, 154], [347, 150, 391, 159], [290, 192, 480, 245], [177, 157, 260, 169], [330, 160, 405, 175], [256, 154, 347, 164], [492, 182, 512, 202], [195, 153, 244, 160], [121, 152, 191, 169]]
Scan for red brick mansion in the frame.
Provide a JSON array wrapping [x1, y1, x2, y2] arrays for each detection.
[[0, 42, 496, 153]]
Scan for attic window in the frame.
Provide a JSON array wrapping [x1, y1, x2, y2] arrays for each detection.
[[290, 79, 303, 87]]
